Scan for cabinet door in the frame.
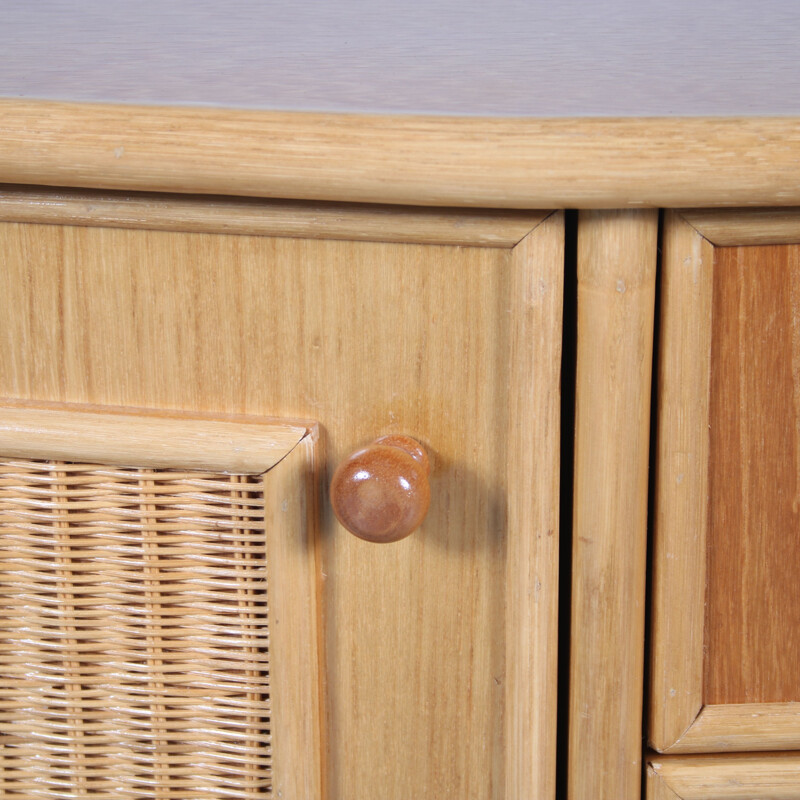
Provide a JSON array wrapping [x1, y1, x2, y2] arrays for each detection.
[[0, 192, 564, 799], [0, 403, 321, 799], [650, 210, 800, 753]]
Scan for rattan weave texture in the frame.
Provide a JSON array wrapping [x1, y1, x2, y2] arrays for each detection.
[[0, 458, 271, 799]]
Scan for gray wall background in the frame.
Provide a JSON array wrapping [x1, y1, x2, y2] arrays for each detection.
[[1, 0, 798, 116]]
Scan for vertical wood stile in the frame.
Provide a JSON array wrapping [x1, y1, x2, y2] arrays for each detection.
[[648, 213, 713, 751], [568, 210, 658, 799], [263, 435, 323, 800], [505, 212, 564, 800]]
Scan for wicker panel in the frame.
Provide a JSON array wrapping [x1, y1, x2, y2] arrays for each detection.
[[0, 459, 271, 799]]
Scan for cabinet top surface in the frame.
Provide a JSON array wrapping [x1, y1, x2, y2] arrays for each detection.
[[3, 0, 799, 117]]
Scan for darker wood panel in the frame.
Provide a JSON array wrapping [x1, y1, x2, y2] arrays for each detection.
[[706, 244, 800, 705]]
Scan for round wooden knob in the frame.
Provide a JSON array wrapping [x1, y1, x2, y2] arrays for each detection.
[[330, 435, 430, 543]]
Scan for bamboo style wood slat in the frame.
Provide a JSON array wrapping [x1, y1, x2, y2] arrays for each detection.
[[2, 102, 800, 209], [569, 210, 658, 799], [647, 752, 800, 799], [0, 185, 546, 247]]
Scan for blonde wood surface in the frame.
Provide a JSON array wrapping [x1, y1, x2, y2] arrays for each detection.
[[569, 210, 658, 799], [682, 208, 800, 246], [0, 400, 306, 473], [263, 433, 324, 800], [649, 212, 714, 751], [0, 213, 561, 799], [0, 185, 545, 247], [667, 703, 800, 753], [648, 752, 800, 798], [1, 102, 800, 208], [646, 765, 683, 800], [504, 214, 563, 800]]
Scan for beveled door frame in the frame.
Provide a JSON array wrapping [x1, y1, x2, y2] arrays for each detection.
[[649, 209, 800, 753], [647, 752, 800, 798]]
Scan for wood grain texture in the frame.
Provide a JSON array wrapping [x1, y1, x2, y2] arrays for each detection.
[[648, 212, 715, 751], [1, 102, 800, 208], [569, 210, 658, 799], [648, 752, 800, 798], [682, 208, 800, 246], [668, 703, 800, 752], [0, 185, 544, 247], [646, 765, 682, 800], [329, 435, 431, 543], [706, 243, 800, 706], [0, 215, 562, 799], [0, 400, 306, 473], [505, 215, 563, 800], [263, 433, 324, 800], [652, 219, 800, 755]]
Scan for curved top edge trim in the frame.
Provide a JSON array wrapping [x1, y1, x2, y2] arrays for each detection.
[[1, 100, 799, 209]]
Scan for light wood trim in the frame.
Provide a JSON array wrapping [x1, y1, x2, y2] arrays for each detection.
[[648, 752, 800, 798], [649, 212, 714, 751], [646, 765, 682, 800], [681, 208, 800, 246], [505, 213, 563, 799], [2, 101, 800, 208], [0, 185, 545, 247], [262, 433, 324, 799], [0, 401, 307, 473], [666, 703, 800, 753], [569, 210, 658, 799]]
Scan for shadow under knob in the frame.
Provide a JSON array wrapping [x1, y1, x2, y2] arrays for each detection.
[[330, 434, 430, 543]]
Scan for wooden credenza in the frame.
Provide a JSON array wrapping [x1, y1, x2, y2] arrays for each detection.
[[1, 102, 800, 800]]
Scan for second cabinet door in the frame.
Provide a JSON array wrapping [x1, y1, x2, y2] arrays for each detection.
[[650, 210, 800, 754], [0, 199, 564, 799]]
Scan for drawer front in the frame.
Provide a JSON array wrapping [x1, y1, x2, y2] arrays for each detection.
[[0, 201, 563, 799], [650, 211, 800, 754]]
